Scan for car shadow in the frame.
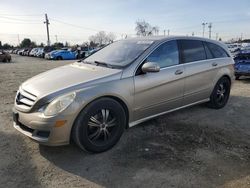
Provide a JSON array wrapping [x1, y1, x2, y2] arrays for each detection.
[[237, 77, 250, 83], [39, 95, 250, 188]]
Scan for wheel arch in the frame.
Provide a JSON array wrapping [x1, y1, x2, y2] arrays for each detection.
[[221, 74, 232, 85], [70, 95, 130, 141], [104, 95, 130, 129]]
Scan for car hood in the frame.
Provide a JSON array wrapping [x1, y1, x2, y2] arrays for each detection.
[[21, 63, 122, 98]]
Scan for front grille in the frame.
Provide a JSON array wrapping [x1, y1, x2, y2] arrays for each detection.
[[15, 89, 37, 110]]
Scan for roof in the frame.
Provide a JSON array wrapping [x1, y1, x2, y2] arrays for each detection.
[[125, 35, 228, 51]]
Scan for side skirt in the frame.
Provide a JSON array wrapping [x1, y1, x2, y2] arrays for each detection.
[[129, 98, 210, 128]]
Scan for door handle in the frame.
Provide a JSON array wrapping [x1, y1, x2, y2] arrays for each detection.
[[212, 62, 218, 67], [175, 70, 183, 75]]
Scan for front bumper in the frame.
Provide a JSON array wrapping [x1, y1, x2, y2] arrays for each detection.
[[12, 107, 76, 146]]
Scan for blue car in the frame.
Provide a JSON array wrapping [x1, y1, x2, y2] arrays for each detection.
[[234, 53, 250, 80], [46, 50, 77, 60]]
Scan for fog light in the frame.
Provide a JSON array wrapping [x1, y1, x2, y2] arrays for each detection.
[[55, 120, 67, 127]]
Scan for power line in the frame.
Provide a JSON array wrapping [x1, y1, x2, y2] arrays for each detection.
[[0, 21, 42, 24], [50, 18, 103, 32], [50, 17, 129, 36], [0, 15, 42, 22], [0, 13, 43, 17]]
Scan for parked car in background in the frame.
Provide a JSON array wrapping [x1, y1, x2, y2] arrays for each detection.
[[234, 53, 250, 80], [29, 48, 39, 56], [34, 48, 44, 58], [76, 47, 94, 58], [0, 51, 11, 62], [13, 36, 234, 153], [45, 49, 77, 60], [17, 49, 25, 55], [45, 50, 58, 59], [43, 46, 56, 58], [23, 49, 32, 56]]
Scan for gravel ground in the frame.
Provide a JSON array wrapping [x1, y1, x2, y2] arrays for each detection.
[[0, 55, 249, 188]]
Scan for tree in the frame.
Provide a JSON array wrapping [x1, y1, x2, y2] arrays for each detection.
[[52, 42, 64, 49], [152, 26, 159, 35], [65, 41, 70, 47], [89, 31, 116, 46], [106, 32, 116, 43], [135, 20, 159, 36], [2, 43, 12, 49], [20, 38, 32, 48], [89, 41, 98, 48]]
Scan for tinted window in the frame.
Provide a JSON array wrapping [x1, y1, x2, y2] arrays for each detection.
[[203, 42, 213, 59], [179, 40, 206, 63], [206, 42, 229, 58], [147, 40, 179, 68]]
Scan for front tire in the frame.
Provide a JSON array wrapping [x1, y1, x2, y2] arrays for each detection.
[[56, 56, 63, 60], [72, 98, 126, 153], [207, 77, 231, 109]]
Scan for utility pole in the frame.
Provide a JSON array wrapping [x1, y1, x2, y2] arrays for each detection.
[[44, 13, 50, 46], [241, 33, 243, 41], [17, 34, 20, 46], [163, 30, 166, 36], [202, 22, 208, 37], [167, 29, 170, 36], [208, 23, 212, 39], [216, 33, 219, 40], [192, 32, 194, 36], [55, 35, 58, 43]]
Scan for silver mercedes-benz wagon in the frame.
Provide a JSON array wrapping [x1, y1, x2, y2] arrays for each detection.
[[13, 36, 234, 152]]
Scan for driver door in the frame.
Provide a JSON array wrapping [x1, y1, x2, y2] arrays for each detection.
[[133, 40, 185, 121]]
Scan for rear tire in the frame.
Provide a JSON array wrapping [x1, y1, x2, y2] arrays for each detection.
[[207, 77, 231, 109], [56, 56, 63, 60], [72, 98, 126, 153]]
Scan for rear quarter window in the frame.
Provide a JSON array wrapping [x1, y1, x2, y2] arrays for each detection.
[[206, 42, 229, 58]]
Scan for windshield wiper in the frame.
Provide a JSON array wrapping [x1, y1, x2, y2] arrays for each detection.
[[78, 59, 118, 69], [94, 61, 114, 68], [77, 60, 95, 65]]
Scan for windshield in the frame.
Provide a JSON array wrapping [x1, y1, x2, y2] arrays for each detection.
[[84, 40, 153, 67]]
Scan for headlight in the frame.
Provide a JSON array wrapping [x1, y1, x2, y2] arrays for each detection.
[[43, 92, 76, 116]]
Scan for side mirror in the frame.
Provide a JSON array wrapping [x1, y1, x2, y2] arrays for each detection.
[[142, 62, 160, 73]]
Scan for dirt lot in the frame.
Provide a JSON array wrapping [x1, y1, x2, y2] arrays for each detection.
[[0, 55, 249, 188]]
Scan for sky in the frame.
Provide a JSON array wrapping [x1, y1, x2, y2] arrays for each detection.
[[0, 0, 250, 45]]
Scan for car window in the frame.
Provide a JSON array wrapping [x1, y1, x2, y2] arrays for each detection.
[[179, 40, 206, 63], [203, 42, 213, 59], [206, 42, 229, 58], [146, 40, 179, 68], [85, 40, 153, 67]]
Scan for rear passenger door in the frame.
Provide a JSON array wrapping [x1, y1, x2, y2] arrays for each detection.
[[178, 39, 218, 105]]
